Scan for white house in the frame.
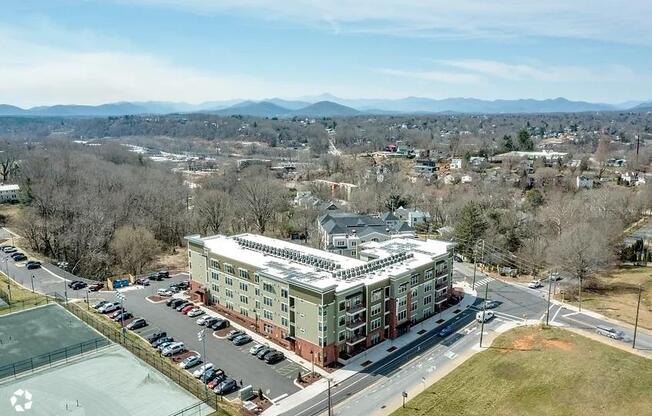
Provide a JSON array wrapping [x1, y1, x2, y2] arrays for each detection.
[[461, 174, 473, 184], [394, 206, 431, 228], [576, 175, 593, 189], [449, 158, 463, 170], [0, 184, 19, 203]]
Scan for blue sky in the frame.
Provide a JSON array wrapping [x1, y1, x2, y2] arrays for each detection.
[[2, 0, 651, 106]]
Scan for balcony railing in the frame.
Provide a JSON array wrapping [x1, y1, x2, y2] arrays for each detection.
[[345, 303, 366, 315], [346, 333, 366, 346], [346, 318, 366, 330]]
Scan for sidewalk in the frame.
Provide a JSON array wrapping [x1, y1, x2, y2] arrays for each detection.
[[262, 284, 478, 416]]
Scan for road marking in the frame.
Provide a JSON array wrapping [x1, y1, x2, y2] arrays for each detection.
[[551, 305, 563, 323], [493, 311, 524, 321], [444, 351, 457, 359]]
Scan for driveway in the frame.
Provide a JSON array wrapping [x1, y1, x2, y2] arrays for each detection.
[[96, 275, 305, 400]]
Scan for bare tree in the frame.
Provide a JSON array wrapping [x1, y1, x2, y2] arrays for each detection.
[[194, 190, 231, 234], [236, 175, 287, 234], [594, 137, 612, 179], [110, 225, 161, 276]]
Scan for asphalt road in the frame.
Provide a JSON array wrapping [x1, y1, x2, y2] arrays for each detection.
[[94, 276, 305, 400]]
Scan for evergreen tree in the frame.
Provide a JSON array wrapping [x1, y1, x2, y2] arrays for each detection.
[[517, 129, 534, 151], [454, 201, 488, 256]]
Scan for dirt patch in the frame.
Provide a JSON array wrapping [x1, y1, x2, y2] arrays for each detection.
[[153, 247, 187, 274], [214, 327, 232, 337], [542, 338, 574, 352], [146, 295, 167, 303], [512, 334, 536, 351], [297, 372, 321, 388], [171, 350, 197, 363], [240, 394, 271, 415]]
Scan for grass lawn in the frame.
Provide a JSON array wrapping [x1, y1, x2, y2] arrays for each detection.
[[392, 326, 652, 416], [0, 272, 49, 315]]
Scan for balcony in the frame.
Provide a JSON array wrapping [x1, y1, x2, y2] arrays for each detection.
[[346, 318, 366, 330], [346, 333, 366, 346], [345, 303, 366, 315]]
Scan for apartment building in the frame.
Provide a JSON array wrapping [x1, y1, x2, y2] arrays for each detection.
[[186, 233, 454, 367], [318, 212, 415, 257], [0, 184, 19, 203]]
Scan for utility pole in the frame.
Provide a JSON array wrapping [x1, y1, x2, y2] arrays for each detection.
[[115, 292, 126, 341], [31, 274, 35, 293], [633, 285, 642, 349], [545, 270, 553, 326], [480, 282, 489, 348]]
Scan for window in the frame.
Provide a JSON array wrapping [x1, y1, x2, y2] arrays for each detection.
[[281, 303, 288, 313], [397, 310, 407, 321], [280, 288, 288, 299], [425, 269, 433, 279], [319, 306, 327, 316], [411, 301, 418, 312], [254, 273, 260, 283], [263, 296, 273, 307], [239, 269, 249, 279], [411, 288, 418, 298], [226, 301, 234, 311], [255, 300, 260, 309], [263, 282, 274, 293], [240, 307, 249, 317], [424, 282, 433, 292], [319, 322, 327, 332], [337, 240, 345, 247], [398, 283, 408, 294], [264, 323, 273, 334], [424, 295, 432, 305], [351, 241, 357, 247], [211, 284, 219, 293], [263, 310, 273, 320], [339, 301, 346, 311], [239, 282, 248, 291], [225, 289, 233, 299], [225, 276, 233, 286], [339, 331, 345, 341], [370, 318, 381, 331], [211, 271, 219, 281], [411, 274, 419, 286], [371, 304, 382, 317], [397, 296, 407, 308], [281, 317, 289, 326], [371, 288, 382, 302], [240, 295, 248, 304], [255, 288, 260, 296], [224, 264, 234, 275], [210, 259, 220, 270], [339, 316, 345, 326]]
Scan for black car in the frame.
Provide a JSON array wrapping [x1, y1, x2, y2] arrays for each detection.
[[177, 280, 190, 290], [256, 347, 274, 360], [88, 282, 104, 291], [126, 318, 147, 330], [71, 281, 87, 290], [166, 298, 177, 307], [200, 369, 219, 384], [11, 253, 27, 261], [68, 280, 83, 288], [152, 336, 174, 348], [203, 317, 219, 327], [148, 272, 163, 281], [147, 330, 167, 343], [264, 351, 285, 364], [158, 270, 170, 279], [210, 319, 230, 330], [26, 261, 41, 270], [112, 312, 133, 322]]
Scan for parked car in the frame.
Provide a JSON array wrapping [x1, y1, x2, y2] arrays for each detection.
[[177, 280, 190, 290], [26, 261, 41, 270], [187, 308, 204, 318], [146, 331, 167, 344], [256, 347, 274, 360], [596, 326, 625, 340], [169, 298, 186, 308], [98, 302, 119, 314], [157, 341, 174, 352], [108, 309, 125, 320], [202, 317, 219, 327], [214, 378, 238, 395], [264, 351, 285, 364], [126, 318, 147, 330], [1, 246, 16, 253], [11, 253, 27, 261], [527, 280, 543, 289], [71, 281, 87, 290], [91, 300, 107, 310], [480, 300, 499, 309], [207, 371, 227, 389], [476, 310, 495, 323], [158, 270, 170, 279], [148, 272, 163, 281], [233, 334, 252, 346], [157, 288, 173, 297], [226, 330, 244, 341], [193, 363, 214, 378], [179, 355, 201, 369], [112, 312, 133, 322], [168, 285, 181, 293], [249, 343, 266, 355], [162, 342, 186, 357], [152, 336, 174, 348], [438, 325, 454, 337], [209, 319, 230, 330], [181, 304, 195, 314], [200, 368, 220, 384], [176, 302, 193, 311], [135, 277, 150, 286], [88, 282, 104, 291], [196, 315, 211, 325]]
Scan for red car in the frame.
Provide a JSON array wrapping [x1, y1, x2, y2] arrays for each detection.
[[181, 304, 195, 314], [206, 370, 226, 389]]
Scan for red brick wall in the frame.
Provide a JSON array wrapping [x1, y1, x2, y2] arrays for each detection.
[[294, 337, 338, 367]]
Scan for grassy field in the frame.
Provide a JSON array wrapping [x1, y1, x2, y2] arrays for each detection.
[[0, 272, 50, 315], [392, 326, 652, 416]]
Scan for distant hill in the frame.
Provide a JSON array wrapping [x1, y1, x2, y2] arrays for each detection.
[[213, 101, 292, 117], [265, 98, 311, 110], [291, 101, 360, 117], [632, 102, 652, 111], [0, 104, 27, 116]]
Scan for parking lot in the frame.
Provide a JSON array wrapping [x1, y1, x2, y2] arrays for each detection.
[[95, 275, 305, 400]]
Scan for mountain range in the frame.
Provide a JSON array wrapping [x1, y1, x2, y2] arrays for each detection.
[[1, 96, 651, 118]]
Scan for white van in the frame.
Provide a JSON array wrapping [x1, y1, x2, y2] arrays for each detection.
[[476, 310, 495, 323]]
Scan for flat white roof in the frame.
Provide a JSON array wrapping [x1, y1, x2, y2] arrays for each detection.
[[0, 184, 19, 192], [191, 233, 452, 293]]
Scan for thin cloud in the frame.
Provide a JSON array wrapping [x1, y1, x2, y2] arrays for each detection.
[[376, 68, 483, 84]]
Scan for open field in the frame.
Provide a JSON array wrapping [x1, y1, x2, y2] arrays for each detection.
[[392, 326, 652, 416], [566, 266, 652, 330], [0, 273, 50, 315]]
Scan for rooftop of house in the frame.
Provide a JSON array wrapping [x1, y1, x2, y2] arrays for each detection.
[[319, 212, 414, 237], [0, 184, 19, 192], [187, 233, 452, 293]]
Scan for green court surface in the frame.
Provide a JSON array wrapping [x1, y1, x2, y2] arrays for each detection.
[[0, 345, 213, 416], [0, 304, 105, 371]]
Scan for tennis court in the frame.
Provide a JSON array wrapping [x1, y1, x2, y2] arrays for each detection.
[[0, 345, 213, 416], [0, 304, 103, 368]]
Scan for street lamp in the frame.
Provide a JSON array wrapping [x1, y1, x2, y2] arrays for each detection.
[[30, 274, 35, 293], [197, 329, 208, 398], [115, 291, 126, 340]]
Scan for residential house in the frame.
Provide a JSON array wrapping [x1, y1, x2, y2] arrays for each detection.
[[0, 184, 19, 203], [449, 158, 463, 170], [576, 175, 594, 189], [394, 207, 431, 228]]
